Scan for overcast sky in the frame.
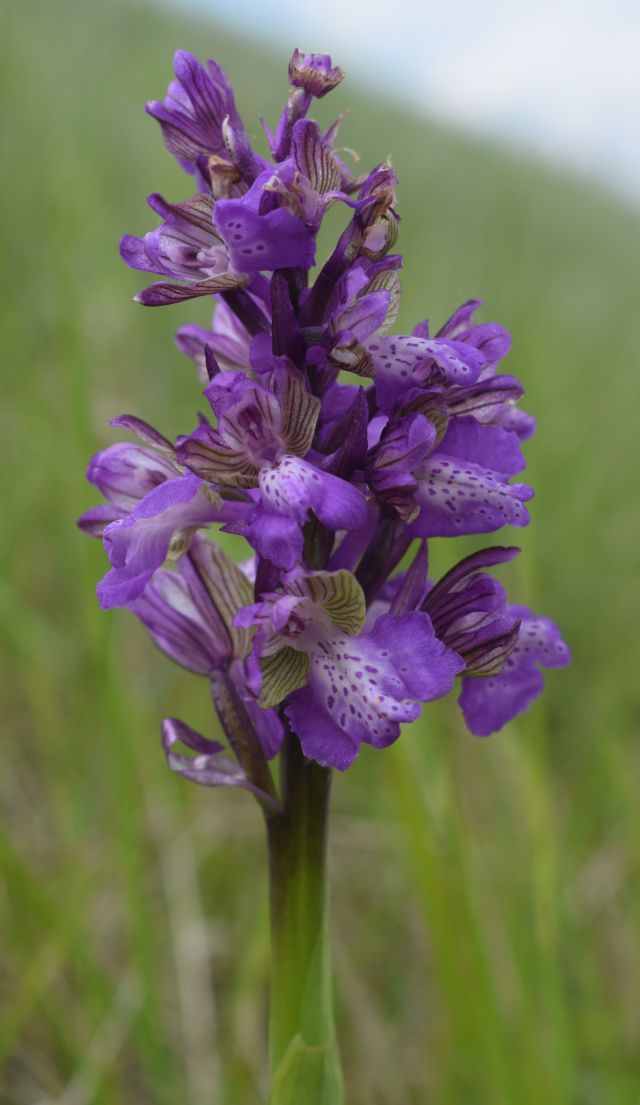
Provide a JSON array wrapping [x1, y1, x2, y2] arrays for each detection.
[[162, 0, 640, 203]]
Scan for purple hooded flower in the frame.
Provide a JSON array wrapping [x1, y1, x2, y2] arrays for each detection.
[[235, 570, 464, 769], [129, 535, 254, 674], [177, 369, 367, 568], [146, 50, 265, 183], [420, 545, 570, 734], [120, 192, 249, 307], [459, 607, 571, 736]]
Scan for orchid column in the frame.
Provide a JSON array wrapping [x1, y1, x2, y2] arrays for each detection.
[[79, 47, 570, 1103]]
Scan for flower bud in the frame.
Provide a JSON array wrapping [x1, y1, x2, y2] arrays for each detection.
[[288, 49, 345, 98]]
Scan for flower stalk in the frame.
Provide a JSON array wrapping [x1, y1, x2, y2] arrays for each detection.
[[266, 732, 342, 1103]]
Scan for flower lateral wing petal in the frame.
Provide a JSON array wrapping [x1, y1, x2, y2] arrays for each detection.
[[260, 646, 311, 708]]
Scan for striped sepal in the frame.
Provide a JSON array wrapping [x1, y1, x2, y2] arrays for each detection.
[[273, 371, 321, 456], [260, 646, 311, 708], [363, 268, 402, 332], [136, 271, 249, 307], [189, 540, 255, 659], [148, 191, 219, 238], [178, 429, 260, 488], [292, 121, 341, 195], [462, 622, 521, 677]]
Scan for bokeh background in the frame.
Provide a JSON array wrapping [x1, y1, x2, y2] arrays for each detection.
[[2, 0, 640, 1102]]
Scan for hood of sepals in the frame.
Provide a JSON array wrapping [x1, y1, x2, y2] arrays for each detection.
[[177, 369, 321, 489], [436, 299, 512, 367], [306, 262, 395, 378], [354, 163, 400, 260], [366, 412, 439, 523], [422, 546, 522, 676], [84, 441, 179, 512], [258, 121, 348, 227], [459, 605, 571, 736]]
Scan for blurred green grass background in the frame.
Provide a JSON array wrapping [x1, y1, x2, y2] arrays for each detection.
[[2, 0, 640, 1102]]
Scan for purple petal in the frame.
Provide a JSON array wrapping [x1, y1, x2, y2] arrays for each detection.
[[136, 272, 248, 307], [131, 570, 226, 675], [146, 50, 247, 172], [77, 503, 123, 537]]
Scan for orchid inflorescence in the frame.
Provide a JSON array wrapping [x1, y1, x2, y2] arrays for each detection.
[[79, 48, 570, 800]]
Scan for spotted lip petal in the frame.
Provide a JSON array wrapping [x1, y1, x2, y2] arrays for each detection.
[[368, 334, 488, 411], [411, 447, 533, 537], [285, 611, 464, 770]]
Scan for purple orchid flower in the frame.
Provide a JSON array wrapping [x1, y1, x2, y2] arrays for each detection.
[[234, 570, 464, 770], [458, 606, 572, 736], [421, 545, 571, 732], [146, 50, 266, 184], [177, 368, 367, 568]]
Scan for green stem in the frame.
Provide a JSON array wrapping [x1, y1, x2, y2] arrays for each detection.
[[265, 732, 344, 1104]]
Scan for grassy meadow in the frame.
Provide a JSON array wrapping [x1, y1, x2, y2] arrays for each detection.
[[2, 0, 640, 1102]]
